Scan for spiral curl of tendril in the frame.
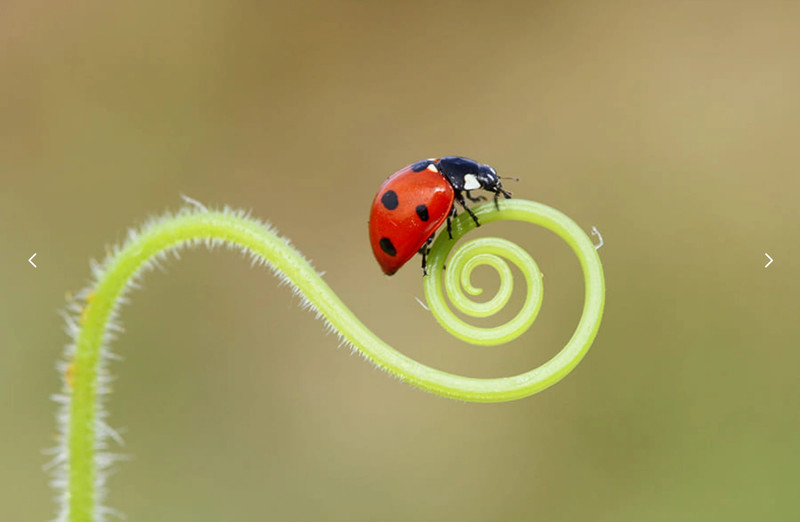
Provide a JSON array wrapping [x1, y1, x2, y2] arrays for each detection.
[[425, 200, 604, 357], [51, 197, 604, 521]]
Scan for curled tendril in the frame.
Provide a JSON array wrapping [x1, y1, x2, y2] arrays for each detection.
[[51, 198, 604, 521], [425, 200, 604, 355], [425, 235, 543, 346]]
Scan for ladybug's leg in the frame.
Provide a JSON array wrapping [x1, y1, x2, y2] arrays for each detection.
[[446, 206, 458, 239], [418, 235, 435, 276], [465, 190, 487, 203], [494, 187, 513, 209], [454, 191, 481, 227]]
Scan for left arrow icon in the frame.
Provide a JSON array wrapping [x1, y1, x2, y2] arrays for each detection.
[[29, 253, 37, 268]]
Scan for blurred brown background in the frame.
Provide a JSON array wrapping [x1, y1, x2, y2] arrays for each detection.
[[1, 1, 799, 520]]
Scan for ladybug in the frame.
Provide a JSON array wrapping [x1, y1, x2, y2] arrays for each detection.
[[369, 156, 513, 276]]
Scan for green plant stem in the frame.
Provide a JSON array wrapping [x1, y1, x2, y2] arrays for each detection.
[[58, 199, 604, 521]]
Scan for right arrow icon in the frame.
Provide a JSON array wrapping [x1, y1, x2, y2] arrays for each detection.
[[764, 253, 773, 268]]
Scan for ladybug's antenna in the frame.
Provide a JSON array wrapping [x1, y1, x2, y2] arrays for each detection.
[[497, 177, 515, 199]]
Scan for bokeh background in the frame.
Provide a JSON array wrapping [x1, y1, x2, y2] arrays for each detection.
[[2, 1, 799, 520]]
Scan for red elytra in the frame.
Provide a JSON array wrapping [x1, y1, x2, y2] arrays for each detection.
[[368, 161, 454, 275]]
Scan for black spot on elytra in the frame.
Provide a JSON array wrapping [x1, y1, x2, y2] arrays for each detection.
[[379, 237, 397, 256], [416, 204, 429, 222], [381, 190, 399, 210]]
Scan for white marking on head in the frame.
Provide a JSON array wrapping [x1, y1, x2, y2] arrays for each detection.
[[463, 174, 480, 190], [426, 164, 439, 173]]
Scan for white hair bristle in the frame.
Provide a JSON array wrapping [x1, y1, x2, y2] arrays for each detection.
[[49, 196, 373, 521]]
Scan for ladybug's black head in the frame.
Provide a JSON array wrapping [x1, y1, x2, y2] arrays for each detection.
[[477, 164, 513, 202]]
